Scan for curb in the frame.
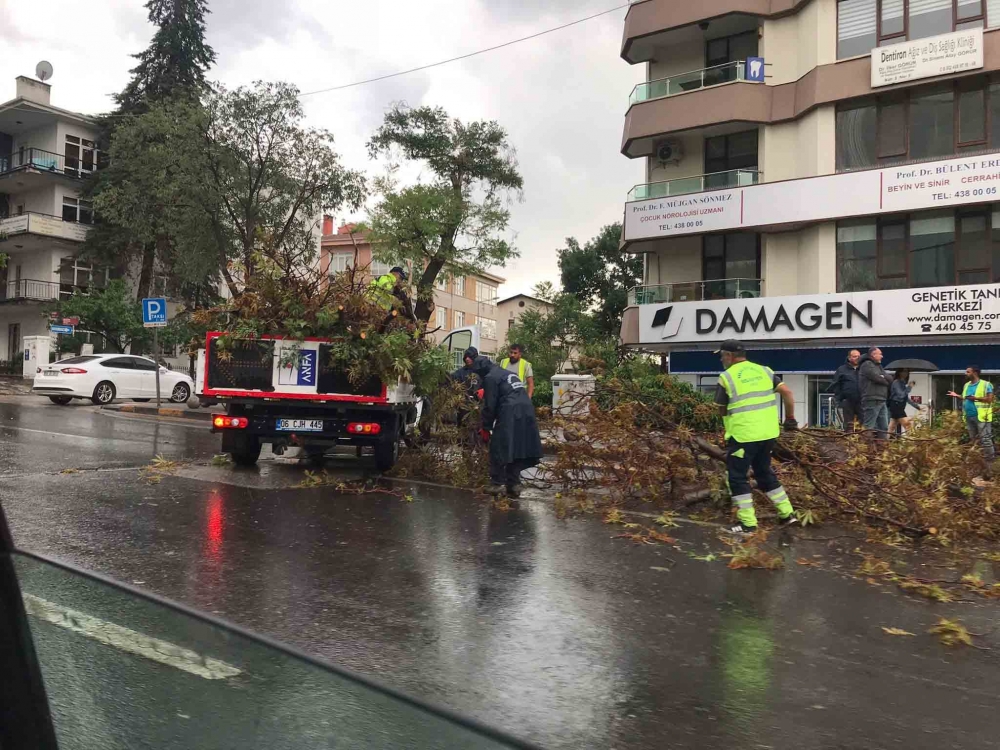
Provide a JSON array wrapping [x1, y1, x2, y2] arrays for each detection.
[[103, 404, 214, 422]]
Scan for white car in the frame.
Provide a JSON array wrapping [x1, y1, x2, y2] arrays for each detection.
[[32, 354, 194, 406]]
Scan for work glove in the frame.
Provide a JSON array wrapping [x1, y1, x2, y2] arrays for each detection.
[[478, 428, 491, 443], [782, 418, 799, 432]]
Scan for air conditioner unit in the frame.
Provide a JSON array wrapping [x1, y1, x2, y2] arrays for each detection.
[[655, 140, 684, 165]]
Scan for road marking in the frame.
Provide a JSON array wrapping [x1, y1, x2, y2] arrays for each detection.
[[22, 593, 242, 680]]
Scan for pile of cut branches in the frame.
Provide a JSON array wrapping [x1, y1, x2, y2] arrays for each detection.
[[545, 375, 1000, 547]]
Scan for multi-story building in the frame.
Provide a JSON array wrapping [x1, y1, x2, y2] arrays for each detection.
[[0, 75, 101, 364], [619, 0, 1000, 424], [320, 218, 504, 356]]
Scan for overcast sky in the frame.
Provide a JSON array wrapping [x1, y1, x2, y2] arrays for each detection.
[[1, 0, 643, 297]]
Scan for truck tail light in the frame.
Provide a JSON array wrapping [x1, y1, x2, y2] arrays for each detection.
[[347, 422, 381, 435], [60, 368, 88, 374], [213, 415, 248, 429]]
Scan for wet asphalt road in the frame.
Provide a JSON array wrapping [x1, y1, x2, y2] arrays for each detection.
[[2, 397, 1000, 750]]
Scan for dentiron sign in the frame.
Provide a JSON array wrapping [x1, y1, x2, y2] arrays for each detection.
[[638, 283, 1000, 346]]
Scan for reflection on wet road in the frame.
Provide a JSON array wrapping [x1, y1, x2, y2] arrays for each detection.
[[2, 400, 999, 749]]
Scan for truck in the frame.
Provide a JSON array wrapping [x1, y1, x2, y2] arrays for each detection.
[[195, 327, 483, 469]]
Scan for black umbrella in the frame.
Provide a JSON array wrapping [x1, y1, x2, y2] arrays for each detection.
[[885, 358, 939, 372]]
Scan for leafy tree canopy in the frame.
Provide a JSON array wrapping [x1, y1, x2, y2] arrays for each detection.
[[54, 280, 149, 354], [365, 104, 523, 322], [558, 222, 642, 337]]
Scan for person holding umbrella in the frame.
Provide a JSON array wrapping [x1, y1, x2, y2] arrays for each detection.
[[887, 369, 924, 436]]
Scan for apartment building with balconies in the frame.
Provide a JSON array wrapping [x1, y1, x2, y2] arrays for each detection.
[[320, 218, 505, 357], [0, 75, 102, 364], [620, 0, 1000, 423]]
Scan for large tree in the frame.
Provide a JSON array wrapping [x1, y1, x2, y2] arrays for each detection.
[[55, 280, 148, 354], [92, 83, 366, 298], [84, 0, 217, 301], [558, 222, 642, 337], [365, 105, 523, 323], [116, 0, 216, 113]]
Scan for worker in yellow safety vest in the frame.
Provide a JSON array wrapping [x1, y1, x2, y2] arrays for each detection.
[[369, 266, 408, 309], [714, 339, 799, 534], [949, 365, 995, 469], [500, 343, 534, 398]]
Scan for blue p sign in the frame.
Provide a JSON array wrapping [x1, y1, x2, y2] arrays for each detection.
[[142, 297, 168, 327], [745, 57, 765, 83]]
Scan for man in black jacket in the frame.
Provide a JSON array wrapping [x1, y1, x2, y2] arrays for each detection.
[[472, 356, 543, 498], [831, 350, 862, 431], [859, 346, 894, 439]]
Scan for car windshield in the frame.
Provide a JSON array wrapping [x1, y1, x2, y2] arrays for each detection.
[[53, 356, 99, 365]]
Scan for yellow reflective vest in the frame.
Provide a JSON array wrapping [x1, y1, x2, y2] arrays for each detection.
[[369, 273, 396, 310], [718, 360, 781, 442], [964, 379, 994, 423], [500, 357, 529, 382]]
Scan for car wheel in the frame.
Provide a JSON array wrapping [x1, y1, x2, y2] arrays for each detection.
[[48, 396, 72, 406], [169, 382, 191, 404], [92, 381, 116, 405]]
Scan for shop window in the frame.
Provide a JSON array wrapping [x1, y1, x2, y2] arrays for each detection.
[[837, 79, 1000, 171], [836, 104, 877, 170], [910, 211, 956, 287], [838, 1, 988, 59], [836, 207, 1000, 290], [837, 220, 877, 291], [909, 88, 955, 160]]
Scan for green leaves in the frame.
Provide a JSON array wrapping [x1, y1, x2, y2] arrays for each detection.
[[366, 104, 522, 321], [55, 280, 148, 354]]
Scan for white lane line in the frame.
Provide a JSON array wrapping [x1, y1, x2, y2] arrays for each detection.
[[0, 425, 147, 444], [22, 593, 242, 680]]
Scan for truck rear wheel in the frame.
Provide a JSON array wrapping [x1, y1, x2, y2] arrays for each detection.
[[374, 436, 399, 472], [229, 434, 262, 467]]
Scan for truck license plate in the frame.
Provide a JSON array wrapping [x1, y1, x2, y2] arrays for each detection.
[[276, 419, 324, 432]]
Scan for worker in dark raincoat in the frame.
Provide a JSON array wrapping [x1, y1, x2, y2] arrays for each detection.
[[472, 356, 543, 497]]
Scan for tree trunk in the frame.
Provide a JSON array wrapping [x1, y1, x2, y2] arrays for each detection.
[[135, 242, 156, 301], [414, 256, 447, 323]]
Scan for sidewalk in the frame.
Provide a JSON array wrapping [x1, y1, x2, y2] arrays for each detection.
[[0, 377, 32, 396], [102, 402, 214, 422]]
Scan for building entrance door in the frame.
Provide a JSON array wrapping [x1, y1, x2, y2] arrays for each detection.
[[7, 323, 21, 364]]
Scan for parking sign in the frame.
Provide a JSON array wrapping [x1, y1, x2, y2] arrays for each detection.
[[142, 297, 167, 327]]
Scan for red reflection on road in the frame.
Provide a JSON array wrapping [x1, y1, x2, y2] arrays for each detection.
[[205, 490, 224, 560]]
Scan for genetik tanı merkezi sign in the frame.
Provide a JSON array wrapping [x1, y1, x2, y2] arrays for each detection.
[[638, 284, 1000, 346]]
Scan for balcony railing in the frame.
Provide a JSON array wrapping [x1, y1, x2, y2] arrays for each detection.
[[628, 278, 763, 305], [629, 60, 750, 106], [627, 169, 761, 202], [0, 212, 91, 243], [1, 278, 97, 303], [0, 148, 98, 180]]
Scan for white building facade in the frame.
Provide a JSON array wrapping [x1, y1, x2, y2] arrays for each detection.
[[0, 76, 101, 366], [620, 0, 1000, 424]]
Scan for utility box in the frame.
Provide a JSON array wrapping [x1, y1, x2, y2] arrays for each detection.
[[22, 335, 50, 379], [552, 374, 596, 415]]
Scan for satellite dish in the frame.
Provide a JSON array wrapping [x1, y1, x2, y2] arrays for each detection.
[[36, 61, 53, 82]]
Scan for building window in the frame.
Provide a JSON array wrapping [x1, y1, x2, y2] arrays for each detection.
[[704, 31, 758, 85], [370, 260, 391, 278], [328, 252, 353, 275], [454, 310, 465, 327], [62, 197, 93, 224], [836, 206, 1000, 290], [476, 316, 497, 340], [704, 130, 758, 184], [836, 79, 1000, 171], [435, 275, 448, 291], [703, 234, 760, 281], [454, 276, 466, 295], [64, 134, 97, 177], [59, 257, 109, 298], [436, 307, 448, 329], [838, 1, 989, 60], [475, 280, 497, 305]]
